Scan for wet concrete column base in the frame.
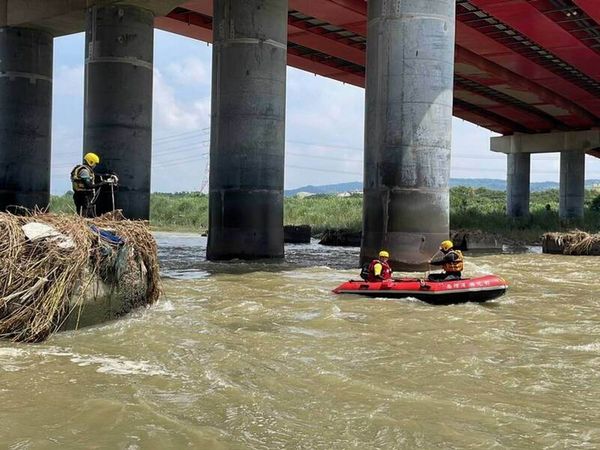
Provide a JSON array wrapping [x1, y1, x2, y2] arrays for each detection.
[[207, 0, 287, 260]]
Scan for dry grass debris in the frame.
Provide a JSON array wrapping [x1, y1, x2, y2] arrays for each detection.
[[0, 211, 160, 342], [543, 230, 600, 255]]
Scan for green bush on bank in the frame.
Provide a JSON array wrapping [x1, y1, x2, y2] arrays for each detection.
[[150, 192, 208, 231], [49, 193, 75, 214], [449, 187, 600, 241], [48, 188, 600, 239], [49, 191, 209, 232], [284, 194, 362, 235]]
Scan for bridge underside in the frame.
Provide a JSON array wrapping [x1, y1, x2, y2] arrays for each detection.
[[2, 0, 600, 265], [158, 1, 600, 224], [6, 0, 600, 136], [157, 0, 600, 136]]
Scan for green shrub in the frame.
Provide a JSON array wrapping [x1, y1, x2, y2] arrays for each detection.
[[591, 195, 600, 212], [47, 187, 600, 237]]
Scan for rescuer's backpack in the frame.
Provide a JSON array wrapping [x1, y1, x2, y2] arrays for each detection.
[[359, 263, 370, 281]]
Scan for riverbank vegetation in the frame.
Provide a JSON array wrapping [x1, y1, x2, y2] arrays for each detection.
[[50, 192, 209, 231], [49, 187, 600, 242]]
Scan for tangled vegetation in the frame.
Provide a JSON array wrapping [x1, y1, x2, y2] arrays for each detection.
[[51, 192, 210, 231], [544, 230, 600, 255], [0, 211, 160, 342]]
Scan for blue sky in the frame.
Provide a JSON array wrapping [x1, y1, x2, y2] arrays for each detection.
[[50, 30, 600, 194]]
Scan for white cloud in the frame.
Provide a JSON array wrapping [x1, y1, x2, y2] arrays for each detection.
[[51, 63, 85, 194], [587, 155, 600, 181], [165, 57, 210, 86], [50, 31, 600, 194], [451, 119, 504, 180], [151, 68, 211, 192], [54, 64, 84, 97], [284, 69, 365, 188], [153, 68, 211, 134]]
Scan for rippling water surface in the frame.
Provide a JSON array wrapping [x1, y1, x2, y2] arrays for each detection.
[[1, 232, 599, 449]]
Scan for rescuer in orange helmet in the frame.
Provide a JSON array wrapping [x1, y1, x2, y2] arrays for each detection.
[[428, 240, 464, 281]]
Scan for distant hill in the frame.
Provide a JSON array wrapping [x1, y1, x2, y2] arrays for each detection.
[[450, 178, 506, 190], [285, 179, 600, 196], [449, 178, 577, 191], [285, 182, 363, 197]]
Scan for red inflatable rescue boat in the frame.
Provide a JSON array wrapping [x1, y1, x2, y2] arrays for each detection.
[[332, 275, 508, 304]]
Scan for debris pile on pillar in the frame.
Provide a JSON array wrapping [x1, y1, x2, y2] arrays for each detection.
[[542, 231, 600, 255], [284, 225, 311, 244], [0, 211, 160, 342], [319, 229, 362, 247]]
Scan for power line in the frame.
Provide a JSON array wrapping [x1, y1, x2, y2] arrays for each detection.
[[152, 153, 209, 168], [153, 135, 209, 148], [287, 151, 362, 163], [153, 142, 209, 157], [287, 139, 361, 151], [50, 157, 600, 177], [51, 129, 210, 158], [286, 164, 361, 175], [153, 128, 209, 143], [286, 139, 569, 162]]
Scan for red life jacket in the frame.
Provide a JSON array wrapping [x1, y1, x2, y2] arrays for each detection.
[[367, 259, 392, 282]]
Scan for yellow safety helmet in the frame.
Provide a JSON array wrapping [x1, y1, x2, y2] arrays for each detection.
[[440, 240, 454, 251], [378, 250, 390, 258], [84, 152, 100, 166]]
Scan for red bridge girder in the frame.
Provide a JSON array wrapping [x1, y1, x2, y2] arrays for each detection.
[[156, 0, 600, 136]]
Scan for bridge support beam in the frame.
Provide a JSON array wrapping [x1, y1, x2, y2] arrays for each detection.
[[361, 0, 456, 270], [207, 0, 287, 260], [84, 4, 154, 219], [0, 27, 53, 211], [491, 130, 597, 220], [491, 130, 600, 155], [560, 151, 585, 220], [507, 153, 531, 218]]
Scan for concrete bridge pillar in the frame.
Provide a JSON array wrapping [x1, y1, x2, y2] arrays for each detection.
[[507, 153, 531, 218], [0, 27, 53, 211], [207, 0, 287, 260], [361, 0, 456, 269], [560, 150, 585, 220], [84, 4, 154, 219]]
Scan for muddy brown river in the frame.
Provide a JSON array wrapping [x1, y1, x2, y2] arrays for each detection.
[[1, 233, 599, 449]]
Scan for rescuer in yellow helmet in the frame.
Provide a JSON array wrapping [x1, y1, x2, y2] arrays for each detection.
[[70, 152, 117, 217], [361, 249, 393, 282], [428, 240, 464, 281]]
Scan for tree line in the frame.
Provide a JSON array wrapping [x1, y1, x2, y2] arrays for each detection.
[[50, 187, 600, 241]]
